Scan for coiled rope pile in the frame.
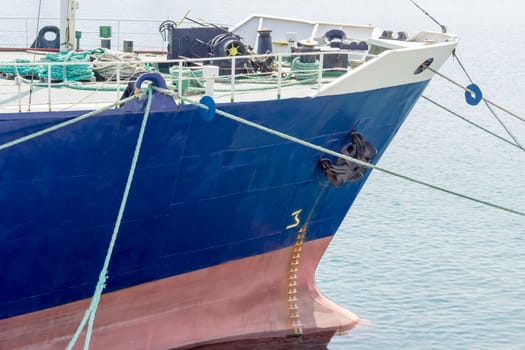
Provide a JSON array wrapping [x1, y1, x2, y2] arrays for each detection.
[[0, 59, 38, 77], [290, 57, 319, 81], [0, 51, 92, 81], [38, 51, 93, 81], [91, 48, 150, 80], [0, 49, 150, 83]]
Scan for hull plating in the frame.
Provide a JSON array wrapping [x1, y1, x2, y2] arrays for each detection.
[[1, 237, 358, 349], [1, 80, 428, 323]]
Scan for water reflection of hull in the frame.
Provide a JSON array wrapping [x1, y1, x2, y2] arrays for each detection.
[[192, 331, 337, 350]]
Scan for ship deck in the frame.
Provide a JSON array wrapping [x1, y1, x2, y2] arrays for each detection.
[[0, 49, 364, 114], [0, 13, 458, 115]]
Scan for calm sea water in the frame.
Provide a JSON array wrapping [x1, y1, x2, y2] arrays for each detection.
[[4, 1, 525, 349], [316, 2, 525, 349]]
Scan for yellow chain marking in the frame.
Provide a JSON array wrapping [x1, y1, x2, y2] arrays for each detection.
[[287, 225, 307, 335]]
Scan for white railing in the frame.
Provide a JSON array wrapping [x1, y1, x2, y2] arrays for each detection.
[[0, 50, 370, 112]]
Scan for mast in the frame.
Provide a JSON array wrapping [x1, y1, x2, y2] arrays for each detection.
[[60, 0, 78, 51]]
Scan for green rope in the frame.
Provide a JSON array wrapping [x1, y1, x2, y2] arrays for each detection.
[[428, 66, 525, 124], [0, 59, 40, 76], [67, 87, 154, 350], [10, 75, 126, 92], [66, 82, 126, 92], [0, 86, 44, 106], [291, 57, 319, 81], [39, 51, 93, 81], [429, 52, 525, 151], [0, 89, 149, 348], [0, 95, 138, 152], [422, 95, 521, 150], [152, 88, 524, 218], [1, 51, 93, 81], [186, 78, 317, 94]]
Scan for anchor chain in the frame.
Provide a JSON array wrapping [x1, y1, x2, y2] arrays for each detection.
[[287, 225, 307, 336]]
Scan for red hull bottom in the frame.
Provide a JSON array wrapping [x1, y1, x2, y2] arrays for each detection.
[[1, 236, 359, 349]]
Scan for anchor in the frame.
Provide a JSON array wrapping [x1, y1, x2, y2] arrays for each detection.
[[318, 132, 377, 187]]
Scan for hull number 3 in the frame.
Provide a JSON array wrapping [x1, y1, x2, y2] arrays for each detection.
[[286, 209, 303, 229]]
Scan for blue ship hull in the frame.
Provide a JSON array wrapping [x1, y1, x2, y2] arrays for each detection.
[[0, 80, 427, 321]]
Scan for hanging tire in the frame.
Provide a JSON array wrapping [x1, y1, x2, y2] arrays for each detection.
[[324, 29, 347, 43]]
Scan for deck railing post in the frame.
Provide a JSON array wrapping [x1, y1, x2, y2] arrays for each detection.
[[277, 55, 283, 100], [318, 52, 324, 91], [15, 76, 22, 112], [203, 65, 219, 97], [178, 61, 183, 103], [230, 57, 236, 103], [116, 62, 121, 102], [48, 63, 52, 112]]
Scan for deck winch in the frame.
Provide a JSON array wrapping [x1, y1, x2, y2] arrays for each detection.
[[208, 33, 248, 73], [160, 19, 249, 74], [160, 18, 372, 76]]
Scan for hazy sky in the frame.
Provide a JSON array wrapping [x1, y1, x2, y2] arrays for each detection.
[[3, 0, 524, 53], [7, 0, 524, 28]]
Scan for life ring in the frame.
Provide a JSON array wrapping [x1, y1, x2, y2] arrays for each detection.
[[465, 83, 483, 106]]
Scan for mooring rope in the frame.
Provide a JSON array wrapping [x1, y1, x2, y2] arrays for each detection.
[[453, 52, 475, 85], [408, 0, 523, 150], [408, 0, 447, 33], [0, 89, 149, 349], [0, 94, 138, 152], [421, 95, 521, 150], [427, 66, 525, 125], [408, 0, 525, 128], [427, 66, 525, 152], [153, 86, 524, 218], [451, 52, 525, 151], [66, 87, 153, 350]]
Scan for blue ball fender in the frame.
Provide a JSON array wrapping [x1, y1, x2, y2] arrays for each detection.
[[199, 95, 216, 121], [465, 83, 483, 106]]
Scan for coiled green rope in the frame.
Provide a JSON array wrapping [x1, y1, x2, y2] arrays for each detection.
[[38, 51, 93, 81], [0, 51, 93, 81], [0, 59, 40, 77], [291, 57, 319, 81]]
